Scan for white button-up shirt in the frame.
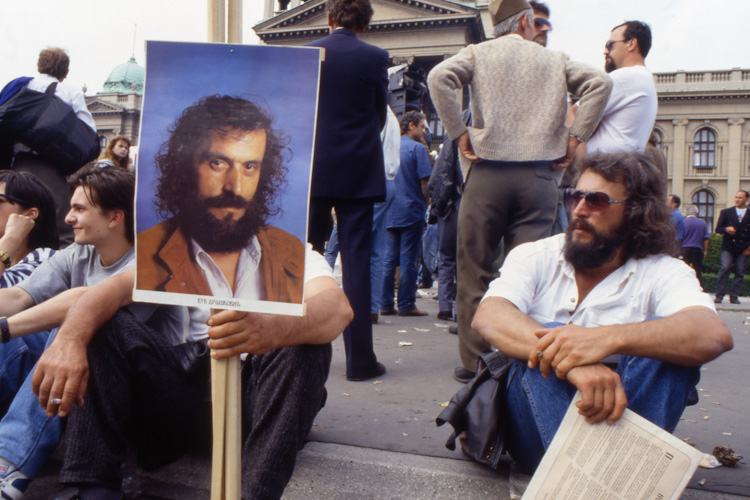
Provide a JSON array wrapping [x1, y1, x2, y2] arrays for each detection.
[[484, 234, 715, 328], [186, 242, 333, 342]]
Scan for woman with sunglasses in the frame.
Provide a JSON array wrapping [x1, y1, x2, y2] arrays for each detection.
[[0, 171, 59, 288]]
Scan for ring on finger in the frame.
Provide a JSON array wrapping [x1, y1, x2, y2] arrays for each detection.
[[49, 398, 62, 405], [537, 350, 543, 361]]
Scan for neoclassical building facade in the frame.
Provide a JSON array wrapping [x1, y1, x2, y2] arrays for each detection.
[[653, 69, 750, 231], [85, 56, 144, 149]]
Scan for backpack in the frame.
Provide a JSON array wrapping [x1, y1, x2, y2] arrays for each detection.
[[0, 78, 99, 174]]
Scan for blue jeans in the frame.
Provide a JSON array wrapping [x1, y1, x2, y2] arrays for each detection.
[[371, 180, 395, 314], [0, 330, 50, 405], [325, 224, 339, 269], [503, 323, 699, 474], [437, 206, 458, 313], [381, 220, 423, 312], [715, 250, 748, 299], [0, 329, 59, 478]]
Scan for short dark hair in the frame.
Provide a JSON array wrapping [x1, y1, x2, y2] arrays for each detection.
[[327, 0, 374, 31], [67, 163, 135, 243], [740, 190, 750, 199], [529, 1, 549, 17], [614, 20, 652, 58], [399, 111, 425, 135], [669, 194, 681, 208], [37, 48, 70, 80], [0, 171, 59, 250], [574, 151, 677, 260], [154, 95, 289, 224]]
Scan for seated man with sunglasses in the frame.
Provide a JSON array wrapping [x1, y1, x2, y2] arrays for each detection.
[[472, 151, 733, 474]]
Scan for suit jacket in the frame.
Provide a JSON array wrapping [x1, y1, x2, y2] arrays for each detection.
[[136, 220, 304, 303], [307, 28, 389, 200], [715, 206, 750, 253]]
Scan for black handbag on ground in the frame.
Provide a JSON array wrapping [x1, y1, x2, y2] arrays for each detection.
[[436, 350, 513, 469], [0, 79, 99, 174]]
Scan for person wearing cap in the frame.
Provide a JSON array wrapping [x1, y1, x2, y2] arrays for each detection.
[[427, 0, 612, 383]]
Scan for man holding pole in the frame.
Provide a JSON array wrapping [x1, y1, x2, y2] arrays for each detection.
[[32, 95, 353, 500]]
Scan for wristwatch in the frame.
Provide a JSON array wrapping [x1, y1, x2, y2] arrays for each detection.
[[0, 250, 10, 268]]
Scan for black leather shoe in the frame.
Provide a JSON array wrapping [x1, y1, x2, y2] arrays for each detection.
[[437, 310, 454, 321], [730, 296, 741, 304], [347, 362, 386, 382], [453, 366, 476, 384], [714, 296, 723, 304]]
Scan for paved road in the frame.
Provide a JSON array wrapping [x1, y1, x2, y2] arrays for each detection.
[[23, 288, 749, 499]]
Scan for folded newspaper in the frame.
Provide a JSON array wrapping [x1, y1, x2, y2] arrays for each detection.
[[523, 392, 703, 500]]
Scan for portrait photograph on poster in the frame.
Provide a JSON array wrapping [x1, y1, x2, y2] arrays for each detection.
[[133, 40, 321, 316]]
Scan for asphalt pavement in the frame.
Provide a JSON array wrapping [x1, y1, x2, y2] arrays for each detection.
[[23, 284, 750, 499]]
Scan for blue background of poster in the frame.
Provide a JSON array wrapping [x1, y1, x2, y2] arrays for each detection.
[[135, 41, 321, 243]]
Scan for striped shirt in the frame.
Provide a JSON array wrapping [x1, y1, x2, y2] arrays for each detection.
[[0, 247, 55, 289]]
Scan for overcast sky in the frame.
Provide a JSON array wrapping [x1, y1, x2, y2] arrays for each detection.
[[2, 0, 748, 95]]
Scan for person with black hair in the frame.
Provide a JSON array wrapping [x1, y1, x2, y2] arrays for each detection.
[[0, 164, 136, 499], [585, 20, 657, 154], [306, 0, 389, 382], [0, 171, 59, 289]]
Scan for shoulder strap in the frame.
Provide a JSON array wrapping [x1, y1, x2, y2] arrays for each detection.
[[45, 82, 58, 95]]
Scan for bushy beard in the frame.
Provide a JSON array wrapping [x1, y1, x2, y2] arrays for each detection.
[[178, 190, 266, 253], [605, 58, 617, 74], [564, 217, 626, 269]]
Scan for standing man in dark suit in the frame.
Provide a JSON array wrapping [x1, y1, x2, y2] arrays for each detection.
[[715, 190, 750, 304], [307, 0, 389, 381]]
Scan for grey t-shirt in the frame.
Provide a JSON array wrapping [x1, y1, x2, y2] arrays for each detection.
[[19, 244, 135, 304], [19, 243, 183, 343]]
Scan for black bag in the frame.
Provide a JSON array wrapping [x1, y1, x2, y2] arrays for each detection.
[[0, 80, 99, 174], [436, 351, 513, 469]]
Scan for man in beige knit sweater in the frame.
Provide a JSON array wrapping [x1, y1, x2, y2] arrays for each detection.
[[427, 0, 612, 382]]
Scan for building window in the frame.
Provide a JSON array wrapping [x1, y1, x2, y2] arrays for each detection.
[[692, 190, 715, 232], [693, 128, 716, 168]]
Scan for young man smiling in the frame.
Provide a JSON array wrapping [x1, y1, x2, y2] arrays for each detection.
[[0, 165, 137, 499]]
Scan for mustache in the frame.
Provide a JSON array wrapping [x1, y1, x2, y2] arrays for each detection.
[[202, 191, 249, 209], [569, 218, 596, 233]]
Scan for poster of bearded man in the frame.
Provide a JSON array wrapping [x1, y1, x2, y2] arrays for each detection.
[[133, 41, 321, 316]]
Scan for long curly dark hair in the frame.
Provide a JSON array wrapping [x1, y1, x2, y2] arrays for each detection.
[[573, 151, 678, 260], [154, 95, 289, 222]]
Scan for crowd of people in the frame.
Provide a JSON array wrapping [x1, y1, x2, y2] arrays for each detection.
[[0, 0, 736, 498]]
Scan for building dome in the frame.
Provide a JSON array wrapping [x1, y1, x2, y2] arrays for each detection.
[[102, 56, 145, 94]]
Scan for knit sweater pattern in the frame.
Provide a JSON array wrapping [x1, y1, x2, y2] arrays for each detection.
[[428, 36, 612, 162]]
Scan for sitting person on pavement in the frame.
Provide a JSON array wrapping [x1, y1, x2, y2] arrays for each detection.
[[31, 93, 354, 500], [472, 151, 733, 474], [0, 164, 140, 499], [0, 170, 59, 289]]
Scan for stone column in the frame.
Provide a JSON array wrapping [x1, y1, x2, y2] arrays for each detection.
[[727, 118, 746, 196], [671, 119, 689, 200]]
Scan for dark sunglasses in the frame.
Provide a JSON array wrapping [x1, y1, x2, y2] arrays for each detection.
[[534, 17, 552, 30], [563, 189, 625, 212], [604, 39, 629, 51], [0, 193, 27, 205]]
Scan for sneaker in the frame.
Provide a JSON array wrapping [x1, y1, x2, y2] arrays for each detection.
[[0, 460, 30, 500]]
